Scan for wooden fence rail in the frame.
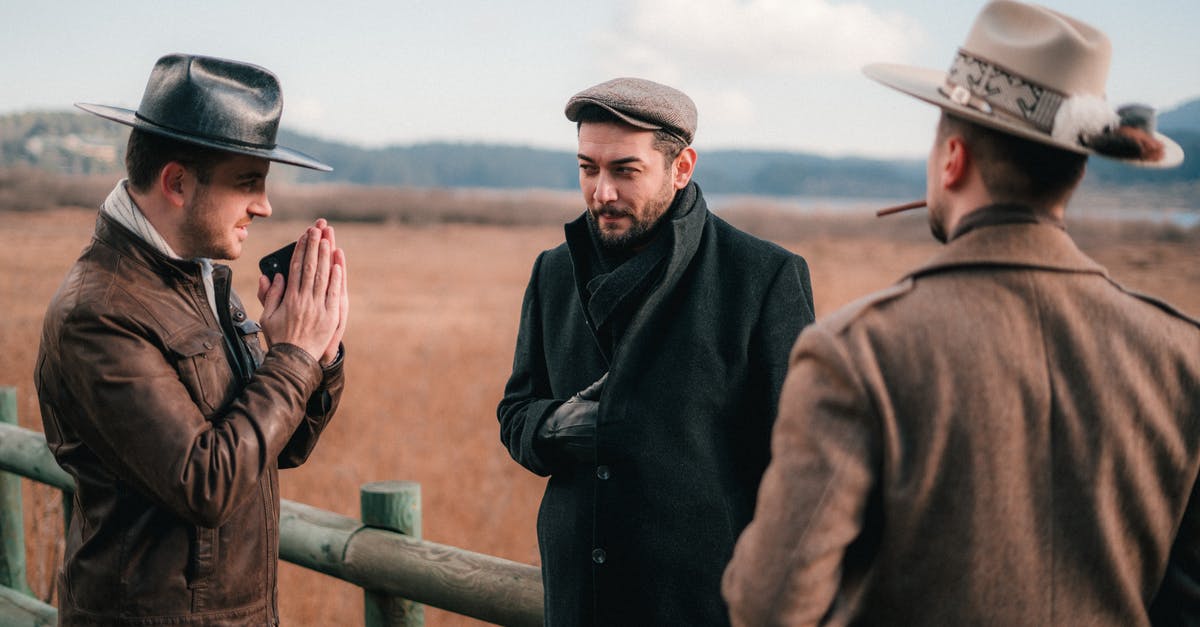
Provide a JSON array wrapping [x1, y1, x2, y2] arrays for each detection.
[[0, 388, 543, 627]]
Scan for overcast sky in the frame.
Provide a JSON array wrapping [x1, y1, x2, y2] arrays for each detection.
[[3, 0, 1197, 159]]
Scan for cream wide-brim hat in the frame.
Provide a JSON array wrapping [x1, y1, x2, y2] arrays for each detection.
[[864, 0, 1183, 168]]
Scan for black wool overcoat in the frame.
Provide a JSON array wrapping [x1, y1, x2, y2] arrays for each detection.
[[498, 183, 815, 626]]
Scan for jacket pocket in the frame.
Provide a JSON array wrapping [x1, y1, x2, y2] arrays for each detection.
[[188, 525, 218, 612], [168, 327, 229, 415]]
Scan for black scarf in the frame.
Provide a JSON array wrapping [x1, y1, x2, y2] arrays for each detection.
[[565, 183, 699, 361]]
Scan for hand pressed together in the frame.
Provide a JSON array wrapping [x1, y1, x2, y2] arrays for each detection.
[[257, 218, 349, 365]]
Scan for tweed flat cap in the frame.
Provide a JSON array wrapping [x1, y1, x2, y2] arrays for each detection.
[[565, 77, 697, 145]]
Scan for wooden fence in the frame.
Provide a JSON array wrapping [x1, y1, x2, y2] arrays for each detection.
[[0, 387, 543, 627]]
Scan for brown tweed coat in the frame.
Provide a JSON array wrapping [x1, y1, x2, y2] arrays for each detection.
[[723, 220, 1200, 626]]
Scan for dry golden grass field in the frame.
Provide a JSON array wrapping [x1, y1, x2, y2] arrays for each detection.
[[3, 191, 1200, 625]]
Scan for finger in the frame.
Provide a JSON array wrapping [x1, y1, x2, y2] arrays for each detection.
[[299, 227, 321, 295], [332, 246, 347, 276], [257, 274, 270, 306], [333, 247, 349, 336], [339, 249, 349, 319], [263, 273, 285, 318], [322, 223, 337, 251], [334, 247, 348, 319], [325, 257, 349, 362], [325, 259, 343, 311], [314, 218, 327, 230], [289, 229, 311, 296], [312, 238, 332, 299]]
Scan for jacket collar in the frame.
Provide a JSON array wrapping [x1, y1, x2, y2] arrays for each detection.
[[94, 212, 207, 284], [908, 220, 1107, 280]]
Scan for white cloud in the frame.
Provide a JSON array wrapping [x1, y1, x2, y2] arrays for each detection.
[[591, 0, 924, 80], [283, 97, 327, 134], [698, 87, 758, 128]]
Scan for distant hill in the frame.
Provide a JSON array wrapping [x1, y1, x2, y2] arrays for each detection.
[[1082, 98, 1200, 185], [1, 98, 1197, 198], [0, 109, 926, 197], [274, 132, 928, 197], [1160, 99, 1200, 132], [0, 110, 126, 175], [276, 131, 580, 189]]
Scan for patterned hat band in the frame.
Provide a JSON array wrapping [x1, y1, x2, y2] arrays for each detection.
[[939, 50, 1069, 136], [936, 50, 1132, 150]]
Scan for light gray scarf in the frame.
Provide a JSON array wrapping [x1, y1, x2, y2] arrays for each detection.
[[101, 181, 220, 321]]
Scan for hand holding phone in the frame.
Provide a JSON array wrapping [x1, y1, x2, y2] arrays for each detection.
[[259, 241, 297, 283], [256, 220, 349, 365]]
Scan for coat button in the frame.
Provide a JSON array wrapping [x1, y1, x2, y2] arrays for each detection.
[[596, 465, 611, 480], [592, 548, 606, 564], [233, 310, 246, 322]]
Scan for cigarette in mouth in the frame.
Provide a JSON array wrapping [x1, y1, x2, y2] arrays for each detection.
[[875, 199, 927, 217]]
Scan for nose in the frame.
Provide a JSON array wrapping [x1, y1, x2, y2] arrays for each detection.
[[250, 193, 272, 218], [592, 172, 618, 205]]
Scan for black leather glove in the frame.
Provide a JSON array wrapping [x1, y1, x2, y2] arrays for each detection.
[[536, 373, 608, 464]]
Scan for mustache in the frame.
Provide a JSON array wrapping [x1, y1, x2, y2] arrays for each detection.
[[591, 204, 632, 218]]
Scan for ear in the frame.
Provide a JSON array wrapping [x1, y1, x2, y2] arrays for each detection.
[[671, 146, 697, 189], [941, 136, 970, 191], [158, 161, 190, 208]]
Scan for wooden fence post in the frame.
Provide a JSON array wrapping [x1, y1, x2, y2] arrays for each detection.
[[0, 387, 30, 595], [361, 481, 423, 627]]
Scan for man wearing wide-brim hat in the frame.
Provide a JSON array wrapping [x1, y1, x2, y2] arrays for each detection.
[[724, 1, 1200, 624], [36, 53, 348, 625]]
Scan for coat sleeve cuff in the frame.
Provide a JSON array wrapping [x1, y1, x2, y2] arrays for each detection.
[[265, 343, 323, 389], [320, 343, 345, 372]]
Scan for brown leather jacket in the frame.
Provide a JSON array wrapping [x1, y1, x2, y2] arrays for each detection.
[[36, 214, 344, 626]]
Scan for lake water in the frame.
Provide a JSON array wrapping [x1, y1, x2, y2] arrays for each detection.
[[706, 191, 1200, 228]]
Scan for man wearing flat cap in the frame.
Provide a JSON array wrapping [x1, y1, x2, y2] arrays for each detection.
[[36, 53, 348, 625], [498, 77, 815, 625], [723, 1, 1200, 625]]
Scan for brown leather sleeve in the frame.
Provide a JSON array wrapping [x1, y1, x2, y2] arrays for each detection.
[[278, 344, 346, 469], [55, 309, 324, 528]]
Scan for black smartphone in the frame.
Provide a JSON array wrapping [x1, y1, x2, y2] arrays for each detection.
[[258, 242, 296, 283]]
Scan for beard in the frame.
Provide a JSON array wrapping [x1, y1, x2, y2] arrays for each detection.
[[588, 179, 676, 252], [928, 213, 948, 243], [178, 184, 236, 259], [927, 197, 949, 244]]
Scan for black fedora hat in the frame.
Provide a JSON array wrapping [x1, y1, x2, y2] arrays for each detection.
[[77, 53, 331, 171]]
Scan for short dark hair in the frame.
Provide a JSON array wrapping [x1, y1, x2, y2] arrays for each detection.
[[124, 129, 229, 192], [574, 105, 688, 165], [938, 113, 1087, 207]]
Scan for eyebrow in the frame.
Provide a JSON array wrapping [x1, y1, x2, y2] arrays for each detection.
[[576, 154, 645, 165]]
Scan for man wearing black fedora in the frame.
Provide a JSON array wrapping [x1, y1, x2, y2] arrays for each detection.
[[36, 53, 347, 625], [724, 1, 1199, 625]]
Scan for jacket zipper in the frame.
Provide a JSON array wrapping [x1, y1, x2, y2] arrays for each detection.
[[265, 470, 277, 623]]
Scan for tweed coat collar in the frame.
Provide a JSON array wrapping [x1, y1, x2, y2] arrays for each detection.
[[908, 220, 1107, 280]]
